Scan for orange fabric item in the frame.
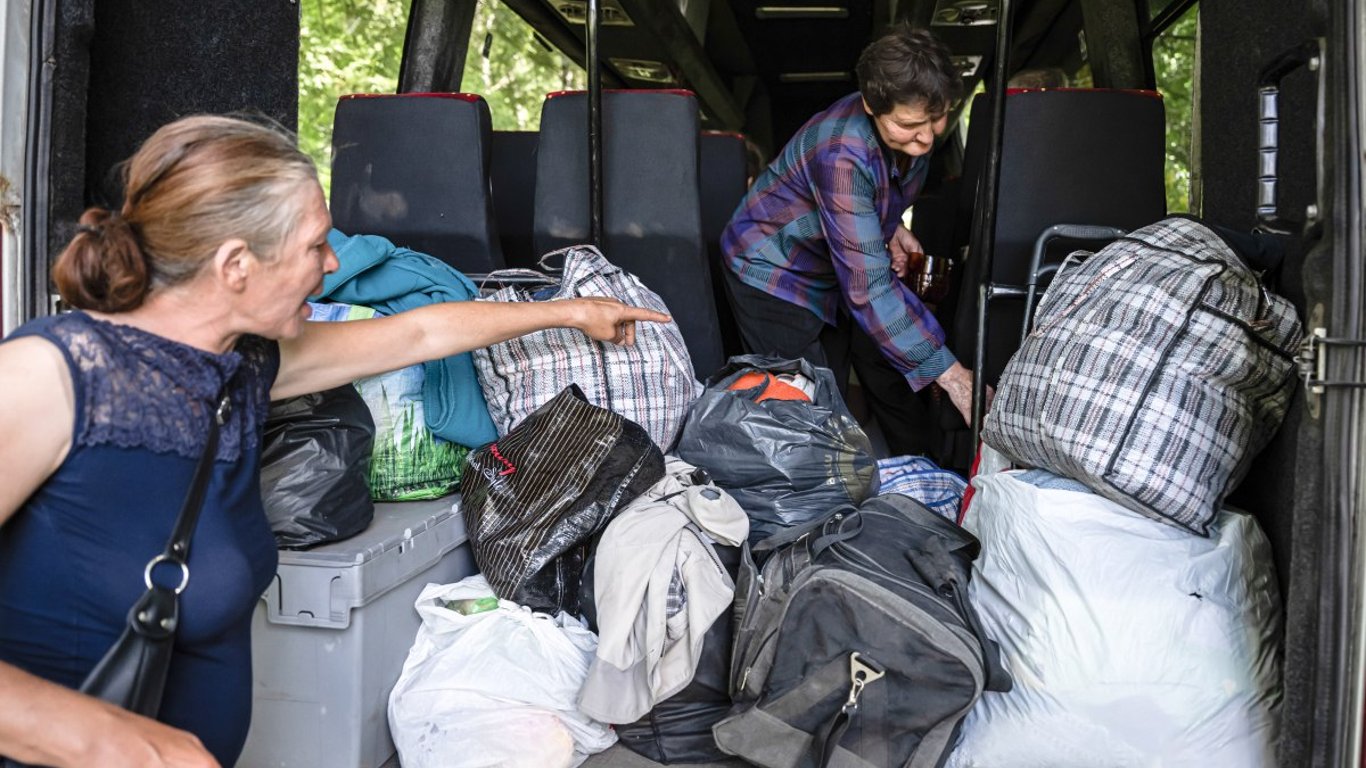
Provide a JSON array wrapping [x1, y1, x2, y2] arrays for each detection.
[[727, 371, 812, 403]]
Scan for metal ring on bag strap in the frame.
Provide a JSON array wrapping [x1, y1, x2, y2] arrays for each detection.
[[143, 554, 191, 594]]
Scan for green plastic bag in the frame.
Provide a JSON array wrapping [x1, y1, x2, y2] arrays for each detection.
[[310, 302, 470, 500]]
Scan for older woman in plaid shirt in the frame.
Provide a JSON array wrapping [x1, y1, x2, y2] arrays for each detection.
[[720, 26, 979, 449]]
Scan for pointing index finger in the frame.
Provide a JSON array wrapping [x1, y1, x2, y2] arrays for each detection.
[[622, 306, 672, 324]]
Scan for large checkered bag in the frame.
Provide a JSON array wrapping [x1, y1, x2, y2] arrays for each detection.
[[473, 245, 702, 452], [981, 217, 1303, 535]]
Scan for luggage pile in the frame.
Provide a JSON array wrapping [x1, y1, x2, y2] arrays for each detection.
[[951, 216, 1301, 767], [285, 218, 1299, 768], [288, 242, 1006, 768]]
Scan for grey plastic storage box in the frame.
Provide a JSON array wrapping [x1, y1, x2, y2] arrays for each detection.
[[236, 497, 474, 768]]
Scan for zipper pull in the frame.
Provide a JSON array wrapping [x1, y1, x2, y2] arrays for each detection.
[[1252, 270, 1273, 330], [841, 652, 886, 713]]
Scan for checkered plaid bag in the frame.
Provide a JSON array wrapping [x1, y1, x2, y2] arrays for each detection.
[[472, 245, 702, 451], [982, 217, 1303, 535]]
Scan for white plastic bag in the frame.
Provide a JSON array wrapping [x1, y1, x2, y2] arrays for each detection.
[[949, 470, 1283, 768], [388, 575, 616, 768]]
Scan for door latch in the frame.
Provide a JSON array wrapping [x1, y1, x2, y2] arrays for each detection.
[[1297, 327, 1366, 394]]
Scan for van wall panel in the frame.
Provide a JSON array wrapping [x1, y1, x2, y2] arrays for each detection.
[[82, 0, 299, 208]]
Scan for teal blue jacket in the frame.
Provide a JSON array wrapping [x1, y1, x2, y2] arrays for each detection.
[[317, 230, 498, 447]]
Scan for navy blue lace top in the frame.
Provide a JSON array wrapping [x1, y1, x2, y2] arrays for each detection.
[[0, 311, 280, 765]]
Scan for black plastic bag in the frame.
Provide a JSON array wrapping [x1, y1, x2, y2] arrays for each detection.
[[674, 354, 878, 543], [260, 385, 376, 549], [461, 385, 665, 614]]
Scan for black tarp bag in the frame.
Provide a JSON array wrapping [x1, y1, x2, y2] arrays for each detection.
[[260, 385, 376, 549], [461, 384, 665, 614]]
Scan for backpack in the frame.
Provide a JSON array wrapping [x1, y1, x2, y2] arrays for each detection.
[[713, 495, 1012, 768]]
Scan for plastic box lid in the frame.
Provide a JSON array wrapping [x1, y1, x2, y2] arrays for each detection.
[[261, 496, 467, 630]]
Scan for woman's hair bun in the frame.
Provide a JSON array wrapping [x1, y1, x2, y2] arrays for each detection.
[[52, 206, 150, 312]]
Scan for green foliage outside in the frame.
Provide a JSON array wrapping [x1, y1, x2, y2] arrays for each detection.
[[297, 0, 583, 197], [297, 0, 407, 195], [461, 0, 586, 129], [1153, 6, 1198, 213]]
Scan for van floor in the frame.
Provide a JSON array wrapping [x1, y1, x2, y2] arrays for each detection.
[[379, 742, 745, 766], [583, 745, 745, 767]]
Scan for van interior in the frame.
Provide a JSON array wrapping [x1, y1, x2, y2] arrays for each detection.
[[9, 0, 1364, 765]]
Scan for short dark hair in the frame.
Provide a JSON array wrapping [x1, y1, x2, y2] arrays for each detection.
[[856, 26, 963, 117]]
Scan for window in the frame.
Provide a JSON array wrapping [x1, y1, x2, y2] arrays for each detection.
[[461, 0, 586, 130], [297, 0, 408, 195], [1151, 4, 1198, 213]]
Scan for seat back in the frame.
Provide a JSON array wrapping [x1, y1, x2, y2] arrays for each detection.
[[490, 130, 540, 269], [699, 130, 749, 359], [330, 93, 504, 273], [534, 89, 726, 378], [955, 88, 1168, 384]]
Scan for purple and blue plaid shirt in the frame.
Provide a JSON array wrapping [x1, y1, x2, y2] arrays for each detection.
[[720, 92, 954, 390]]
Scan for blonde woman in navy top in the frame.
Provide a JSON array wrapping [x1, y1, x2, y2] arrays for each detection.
[[0, 114, 668, 768]]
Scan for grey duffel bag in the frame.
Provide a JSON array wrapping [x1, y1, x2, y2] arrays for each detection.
[[982, 215, 1304, 535], [713, 494, 1012, 768]]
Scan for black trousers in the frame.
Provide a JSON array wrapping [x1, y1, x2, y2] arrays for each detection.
[[721, 268, 934, 456]]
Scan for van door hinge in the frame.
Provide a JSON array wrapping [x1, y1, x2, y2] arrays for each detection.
[[1297, 327, 1366, 394]]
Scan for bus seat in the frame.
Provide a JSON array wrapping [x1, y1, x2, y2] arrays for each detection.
[[533, 89, 727, 378], [490, 130, 540, 270], [954, 88, 1168, 386], [329, 93, 505, 274], [699, 130, 748, 359]]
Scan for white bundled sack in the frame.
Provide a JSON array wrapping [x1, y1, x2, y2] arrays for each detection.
[[949, 470, 1282, 768], [388, 574, 616, 768]]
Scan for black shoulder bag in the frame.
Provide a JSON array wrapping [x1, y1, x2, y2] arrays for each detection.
[[1, 398, 228, 768], [78, 393, 231, 716]]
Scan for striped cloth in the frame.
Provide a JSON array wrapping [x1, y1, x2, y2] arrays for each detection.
[[982, 217, 1304, 535], [876, 455, 967, 521], [473, 245, 701, 452], [720, 91, 952, 390]]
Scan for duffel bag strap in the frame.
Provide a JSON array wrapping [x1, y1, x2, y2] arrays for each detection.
[[905, 542, 1014, 693], [809, 652, 886, 768], [809, 512, 863, 560], [751, 505, 855, 556]]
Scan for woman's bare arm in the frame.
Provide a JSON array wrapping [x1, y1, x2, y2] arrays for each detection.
[[272, 297, 670, 400], [0, 663, 218, 767], [0, 337, 74, 527]]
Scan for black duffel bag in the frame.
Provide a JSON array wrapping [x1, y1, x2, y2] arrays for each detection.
[[714, 494, 1013, 768]]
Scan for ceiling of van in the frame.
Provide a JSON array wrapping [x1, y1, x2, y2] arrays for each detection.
[[502, 0, 1134, 152]]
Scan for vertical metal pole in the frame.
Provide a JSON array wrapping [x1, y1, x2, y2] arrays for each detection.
[[397, 0, 479, 94], [969, 0, 1016, 442], [586, 0, 604, 247]]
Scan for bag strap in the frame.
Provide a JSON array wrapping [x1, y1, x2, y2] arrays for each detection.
[[809, 652, 885, 768], [149, 393, 229, 593], [752, 505, 858, 556], [812, 708, 852, 768], [808, 512, 863, 560], [904, 542, 1014, 693]]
